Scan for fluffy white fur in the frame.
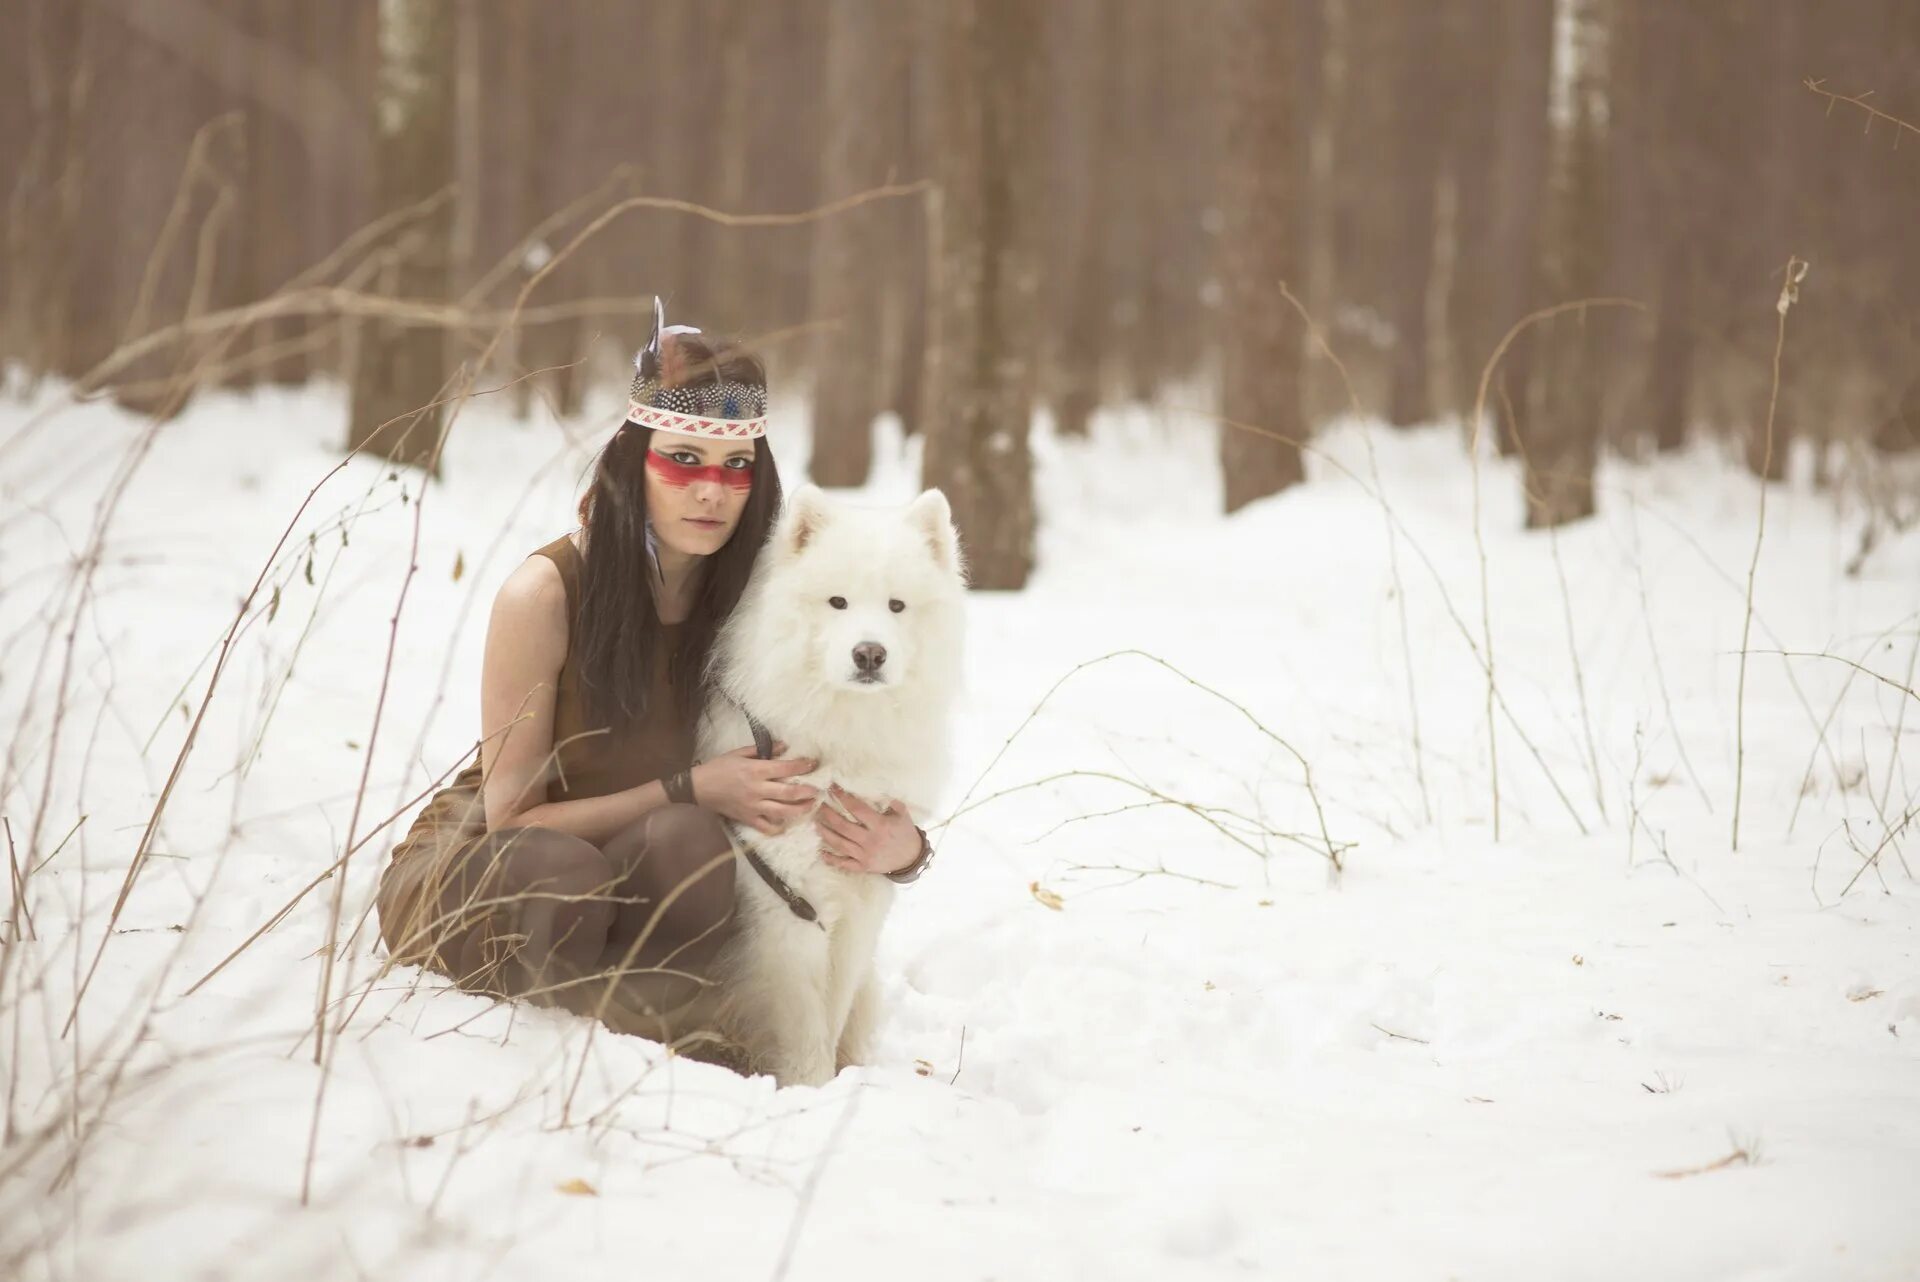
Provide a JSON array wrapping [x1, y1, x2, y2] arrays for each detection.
[[694, 486, 966, 1086]]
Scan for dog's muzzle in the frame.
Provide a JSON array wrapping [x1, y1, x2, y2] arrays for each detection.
[[851, 641, 887, 685]]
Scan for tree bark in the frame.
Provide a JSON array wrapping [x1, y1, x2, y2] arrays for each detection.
[[1384, 0, 1444, 426], [1217, 0, 1305, 512], [347, 0, 454, 473], [5, 0, 89, 383], [1485, 0, 1554, 458], [1523, 0, 1607, 528], [807, 0, 893, 486], [920, 0, 1042, 590]]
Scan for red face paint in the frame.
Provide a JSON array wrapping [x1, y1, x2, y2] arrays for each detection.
[[646, 448, 754, 492]]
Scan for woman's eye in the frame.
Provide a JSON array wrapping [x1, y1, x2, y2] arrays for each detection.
[[828, 596, 847, 610], [725, 457, 752, 471], [888, 599, 905, 613], [671, 452, 700, 465]]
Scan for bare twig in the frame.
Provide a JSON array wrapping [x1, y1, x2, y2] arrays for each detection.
[[933, 650, 1345, 868], [1734, 257, 1806, 851], [1468, 297, 1647, 838], [1277, 283, 1431, 823], [1804, 78, 1920, 144], [1625, 496, 1712, 812]]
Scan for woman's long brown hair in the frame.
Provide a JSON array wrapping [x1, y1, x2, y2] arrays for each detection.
[[573, 334, 783, 733]]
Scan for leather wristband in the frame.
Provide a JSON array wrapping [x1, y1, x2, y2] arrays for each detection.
[[884, 826, 936, 885], [663, 768, 696, 806]]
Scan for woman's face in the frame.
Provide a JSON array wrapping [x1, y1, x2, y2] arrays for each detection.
[[643, 429, 756, 559]]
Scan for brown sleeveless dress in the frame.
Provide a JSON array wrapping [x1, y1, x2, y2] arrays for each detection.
[[375, 533, 695, 965]]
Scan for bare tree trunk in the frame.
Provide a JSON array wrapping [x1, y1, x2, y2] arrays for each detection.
[[807, 0, 893, 486], [889, 1, 939, 440], [348, 0, 453, 472], [1385, 0, 1444, 426], [1634, 1, 1691, 454], [1217, 0, 1305, 512], [1485, 0, 1554, 458], [237, 0, 311, 387], [512, 8, 588, 419], [1524, 0, 1607, 528], [5, 0, 89, 383], [1045, 0, 1119, 439], [921, 0, 1041, 590], [1646, 239, 1694, 453], [1443, 0, 1505, 427], [301, 0, 375, 382], [1301, 0, 1347, 422]]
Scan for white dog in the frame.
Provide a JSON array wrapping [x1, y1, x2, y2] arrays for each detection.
[[694, 485, 966, 1086]]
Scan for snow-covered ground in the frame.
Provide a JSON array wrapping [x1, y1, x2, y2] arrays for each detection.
[[2, 375, 1916, 1281]]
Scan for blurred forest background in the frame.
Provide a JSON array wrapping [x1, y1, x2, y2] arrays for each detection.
[[4, 0, 1918, 588]]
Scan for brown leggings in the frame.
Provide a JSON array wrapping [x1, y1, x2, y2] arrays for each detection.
[[382, 804, 735, 1039]]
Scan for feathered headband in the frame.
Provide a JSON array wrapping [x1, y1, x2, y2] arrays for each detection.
[[626, 297, 769, 439]]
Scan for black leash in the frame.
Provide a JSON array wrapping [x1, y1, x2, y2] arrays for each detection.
[[734, 710, 821, 925]]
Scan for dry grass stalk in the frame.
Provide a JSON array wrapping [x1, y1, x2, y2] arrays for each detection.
[[1732, 256, 1806, 852], [1278, 281, 1432, 823], [1198, 405, 1595, 835], [934, 648, 1345, 870], [1468, 296, 1646, 839]]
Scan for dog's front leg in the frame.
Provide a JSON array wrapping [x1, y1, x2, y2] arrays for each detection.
[[730, 914, 837, 1087], [835, 975, 881, 1070], [827, 884, 889, 1070]]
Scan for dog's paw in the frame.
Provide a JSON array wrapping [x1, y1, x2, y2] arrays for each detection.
[[772, 1055, 836, 1089]]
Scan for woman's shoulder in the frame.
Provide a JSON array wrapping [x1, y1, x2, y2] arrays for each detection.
[[528, 529, 584, 571], [489, 537, 576, 639]]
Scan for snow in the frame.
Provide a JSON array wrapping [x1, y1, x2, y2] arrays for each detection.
[[2, 375, 1917, 1281]]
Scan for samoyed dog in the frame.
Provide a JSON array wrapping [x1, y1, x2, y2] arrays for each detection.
[[694, 485, 966, 1086]]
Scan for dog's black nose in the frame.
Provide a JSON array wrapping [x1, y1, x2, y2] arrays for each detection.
[[853, 642, 887, 673]]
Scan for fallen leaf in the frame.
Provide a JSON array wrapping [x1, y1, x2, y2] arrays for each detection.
[[453, 550, 466, 582], [1203, 980, 1216, 992], [913, 1058, 934, 1077], [267, 584, 281, 623], [556, 1178, 598, 1197], [1654, 1147, 1752, 1180], [1847, 989, 1883, 1003], [1029, 882, 1064, 911], [1572, 955, 1584, 966], [1257, 899, 1274, 907]]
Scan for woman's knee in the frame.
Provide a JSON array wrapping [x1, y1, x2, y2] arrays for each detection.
[[604, 805, 735, 943], [468, 826, 613, 896], [450, 827, 619, 947], [603, 804, 727, 872]]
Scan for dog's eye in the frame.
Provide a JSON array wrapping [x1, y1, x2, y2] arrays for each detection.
[[828, 596, 847, 610], [888, 599, 905, 613]]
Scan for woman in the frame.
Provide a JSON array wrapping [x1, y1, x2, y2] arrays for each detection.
[[375, 307, 930, 1050]]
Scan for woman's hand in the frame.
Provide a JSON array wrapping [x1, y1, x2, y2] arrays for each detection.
[[815, 786, 922, 875], [691, 743, 819, 836]]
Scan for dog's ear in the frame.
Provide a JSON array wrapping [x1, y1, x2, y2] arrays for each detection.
[[907, 488, 963, 577], [782, 485, 832, 554]]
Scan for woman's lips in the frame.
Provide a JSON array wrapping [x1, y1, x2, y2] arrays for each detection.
[[684, 517, 725, 529]]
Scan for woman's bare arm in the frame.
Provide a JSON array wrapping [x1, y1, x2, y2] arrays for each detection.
[[477, 556, 674, 846]]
